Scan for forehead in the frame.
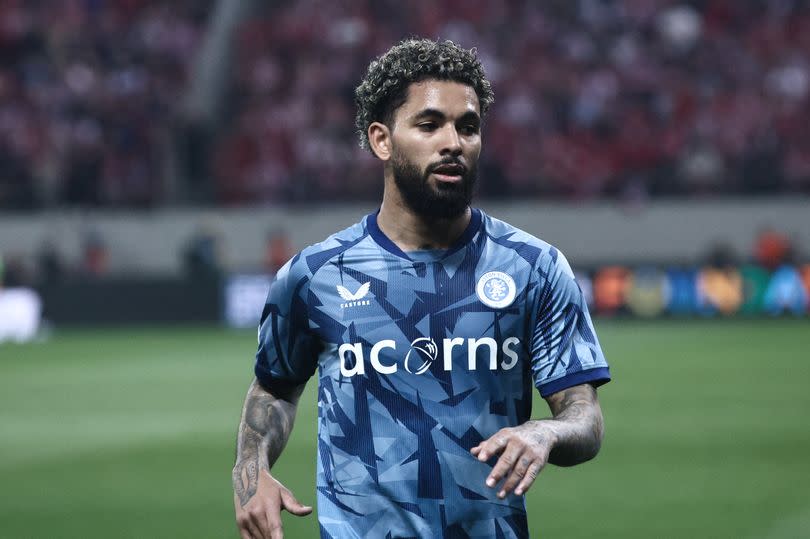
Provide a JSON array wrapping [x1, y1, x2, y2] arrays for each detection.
[[397, 79, 480, 119]]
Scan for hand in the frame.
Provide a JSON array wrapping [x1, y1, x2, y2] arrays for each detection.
[[233, 469, 312, 539], [470, 422, 556, 498]]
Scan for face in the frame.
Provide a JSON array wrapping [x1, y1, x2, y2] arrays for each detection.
[[384, 80, 482, 219]]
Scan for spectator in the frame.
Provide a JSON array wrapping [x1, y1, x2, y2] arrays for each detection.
[[754, 227, 793, 271], [36, 239, 64, 284], [263, 228, 292, 274], [80, 228, 109, 277], [183, 223, 224, 280]]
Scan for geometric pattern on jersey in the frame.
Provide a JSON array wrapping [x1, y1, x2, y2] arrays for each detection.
[[255, 208, 610, 538]]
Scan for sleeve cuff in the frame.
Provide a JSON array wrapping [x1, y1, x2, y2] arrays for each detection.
[[537, 367, 611, 398], [254, 363, 307, 394]]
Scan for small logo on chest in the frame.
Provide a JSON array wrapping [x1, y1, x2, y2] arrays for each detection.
[[476, 271, 517, 309], [337, 282, 372, 308]]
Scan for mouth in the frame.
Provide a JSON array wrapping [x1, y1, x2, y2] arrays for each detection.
[[430, 163, 466, 183]]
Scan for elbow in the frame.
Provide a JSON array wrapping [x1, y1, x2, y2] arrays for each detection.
[[582, 431, 604, 463], [549, 413, 604, 467], [592, 414, 605, 455], [581, 405, 605, 462], [583, 410, 606, 462], [552, 438, 601, 467]]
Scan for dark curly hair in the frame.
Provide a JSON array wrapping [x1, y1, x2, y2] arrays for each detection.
[[354, 38, 495, 153]]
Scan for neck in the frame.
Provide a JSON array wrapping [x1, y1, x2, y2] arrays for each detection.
[[377, 177, 472, 252]]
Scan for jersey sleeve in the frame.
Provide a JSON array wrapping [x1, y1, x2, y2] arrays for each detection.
[[254, 255, 321, 390], [530, 249, 610, 397]]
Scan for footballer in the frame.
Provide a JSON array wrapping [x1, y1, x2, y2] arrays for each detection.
[[232, 38, 610, 539]]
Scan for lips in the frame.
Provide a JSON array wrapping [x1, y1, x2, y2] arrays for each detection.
[[432, 163, 465, 175]]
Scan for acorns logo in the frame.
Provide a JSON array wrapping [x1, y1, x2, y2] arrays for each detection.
[[404, 337, 438, 375]]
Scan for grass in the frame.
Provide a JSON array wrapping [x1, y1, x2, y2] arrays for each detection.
[[0, 320, 808, 538]]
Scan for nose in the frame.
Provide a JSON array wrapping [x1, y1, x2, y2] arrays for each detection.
[[440, 124, 462, 156]]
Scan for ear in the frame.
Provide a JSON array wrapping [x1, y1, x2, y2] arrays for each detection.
[[368, 122, 392, 161]]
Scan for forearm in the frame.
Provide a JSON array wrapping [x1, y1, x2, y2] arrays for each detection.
[[539, 384, 604, 466], [232, 378, 302, 506], [471, 383, 605, 498]]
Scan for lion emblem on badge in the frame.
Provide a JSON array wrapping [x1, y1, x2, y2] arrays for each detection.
[[476, 271, 517, 309]]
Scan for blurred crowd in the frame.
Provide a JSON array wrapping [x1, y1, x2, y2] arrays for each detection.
[[0, 0, 210, 209], [3, 0, 810, 209], [219, 0, 810, 203]]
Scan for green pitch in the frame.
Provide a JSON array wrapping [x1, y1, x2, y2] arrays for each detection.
[[1, 320, 808, 538]]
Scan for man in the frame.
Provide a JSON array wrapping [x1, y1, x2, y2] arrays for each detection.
[[233, 38, 610, 539]]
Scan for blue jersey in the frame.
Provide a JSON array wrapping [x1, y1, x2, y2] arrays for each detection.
[[255, 208, 610, 538]]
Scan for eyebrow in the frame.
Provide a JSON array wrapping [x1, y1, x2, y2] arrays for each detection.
[[412, 108, 481, 123]]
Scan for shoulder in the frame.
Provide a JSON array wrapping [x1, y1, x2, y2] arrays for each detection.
[[479, 210, 573, 279]]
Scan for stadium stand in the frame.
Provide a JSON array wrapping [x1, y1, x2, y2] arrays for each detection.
[[3, 1, 810, 209], [216, 0, 810, 203], [0, 0, 212, 209]]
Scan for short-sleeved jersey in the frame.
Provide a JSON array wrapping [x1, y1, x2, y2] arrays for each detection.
[[255, 209, 610, 539]]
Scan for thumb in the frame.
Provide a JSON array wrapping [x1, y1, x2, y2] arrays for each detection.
[[280, 488, 313, 516]]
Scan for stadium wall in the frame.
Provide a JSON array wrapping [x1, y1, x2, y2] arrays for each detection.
[[1, 198, 808, 275]]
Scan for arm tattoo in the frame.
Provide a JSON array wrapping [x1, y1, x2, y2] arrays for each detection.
[[232, 379, 302, 507], [542, 384, 604, 466]]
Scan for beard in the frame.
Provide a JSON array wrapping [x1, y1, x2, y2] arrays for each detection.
[[390, 148, 477, 220]]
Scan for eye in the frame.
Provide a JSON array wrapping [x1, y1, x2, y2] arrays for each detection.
[[418, 122, 438, 131], [459, 124, 479, 135]]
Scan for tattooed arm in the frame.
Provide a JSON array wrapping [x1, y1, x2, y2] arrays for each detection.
[[544, 382, 605, 466], [471, 383, 604, 498], [232, 378, 311, 539]]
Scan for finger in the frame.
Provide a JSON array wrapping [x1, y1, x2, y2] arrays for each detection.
[[248, 509, 270, 539], [470, 445, 481, 456], [268, 518, 284, 539], [499, 454, 535, 497], [264, 489, 284, 539], [477, 430, 511, 461], [280, 489, 313, 516], [515, 459, 547, 496], [486, 441, 524, 491], [239, 514, 263, 539], [235, 499, 264, 539], [235, 516, 253, 539]]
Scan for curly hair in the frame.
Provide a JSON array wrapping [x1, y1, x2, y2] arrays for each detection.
[[354, 38, 495, 153]]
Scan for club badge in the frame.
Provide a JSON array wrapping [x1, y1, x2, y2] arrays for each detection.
[[476, 271, 516, 309]]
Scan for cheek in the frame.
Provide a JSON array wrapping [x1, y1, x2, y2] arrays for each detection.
[[394, 134, 433, 160], [465, 140, 482, 159], [402, 143, 435, 168]]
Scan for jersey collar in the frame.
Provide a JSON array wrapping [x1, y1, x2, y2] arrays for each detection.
[[366, 207, 483, 261]]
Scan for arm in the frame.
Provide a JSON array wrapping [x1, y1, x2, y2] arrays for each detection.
[[544, 382, 604, 466], [232, 378, 311, 539], [470, 383, 604, 498]]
